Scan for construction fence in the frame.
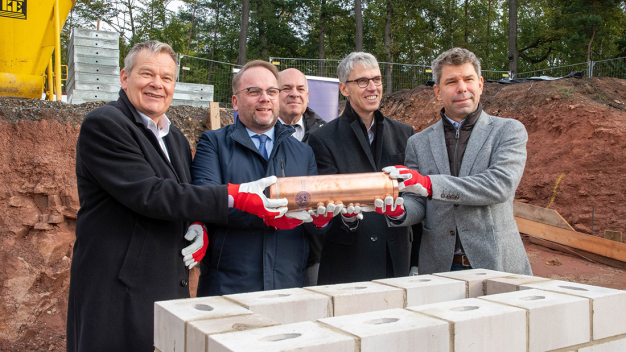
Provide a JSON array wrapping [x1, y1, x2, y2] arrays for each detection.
[[177, 55, 626, 107]]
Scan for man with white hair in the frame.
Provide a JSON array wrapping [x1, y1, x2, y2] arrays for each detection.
[[308, 52, 415, 285]]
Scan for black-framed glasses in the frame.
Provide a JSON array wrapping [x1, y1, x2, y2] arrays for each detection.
[[345, 76, 384, 88], [235, 87, 281, 98]]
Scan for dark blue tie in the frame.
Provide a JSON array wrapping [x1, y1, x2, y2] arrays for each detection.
[[254, 134, 269, 160]]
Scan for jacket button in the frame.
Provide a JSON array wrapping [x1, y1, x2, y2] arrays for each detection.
[[441, 194, 445, 198], [450, 231, 455, 236], [455, 195, 460, 199], [370, 235, 378, 242], [180, 279, 188, 287]]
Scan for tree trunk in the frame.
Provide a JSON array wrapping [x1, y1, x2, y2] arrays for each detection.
[[464, 0, 468, 44], [355, 0, 363, 51], [384, 0, 393, 94], [182, 4, 197, 81], [508, 0, 518, 77], [587, 27, 596, 63], [208, 2, 222, 85], [318, 0, 326, 76], [257, 0, 267, 60], [486, 0, 491, 67], [238, 0, 250, 66], [126, 0, 136, 45]]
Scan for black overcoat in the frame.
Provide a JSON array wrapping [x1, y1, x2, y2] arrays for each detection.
[[307, 101, 415, 284], [67, 90, 228, 352]]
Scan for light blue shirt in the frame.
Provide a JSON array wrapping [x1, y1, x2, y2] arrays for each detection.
[[444, 114, 465, 130], [246, 126, 275, 158]]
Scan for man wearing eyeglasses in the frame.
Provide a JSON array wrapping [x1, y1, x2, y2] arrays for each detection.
[[307, 52, 415, 285], [191, 60, 340, 296]]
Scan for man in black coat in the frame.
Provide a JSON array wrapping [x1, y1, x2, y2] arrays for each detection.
[[307, 52, 415, 285], [67, 42, 287, 352]]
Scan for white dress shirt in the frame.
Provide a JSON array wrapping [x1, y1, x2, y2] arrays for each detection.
[[138, 111, 171, 161]]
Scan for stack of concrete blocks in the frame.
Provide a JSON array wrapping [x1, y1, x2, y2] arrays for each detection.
[[154, 268, 626, 352], [66, 28, 121, 104], [66, 29, 214, 107]]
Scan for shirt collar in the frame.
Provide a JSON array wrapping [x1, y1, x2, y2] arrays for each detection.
[[278, 116, 304, 130], [246, 126, 275, 141], [138, 111, 171, 137], [444, 114, 464, 130]]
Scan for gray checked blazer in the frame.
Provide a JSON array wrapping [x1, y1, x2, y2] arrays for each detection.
[[394, 111, 533, 275]]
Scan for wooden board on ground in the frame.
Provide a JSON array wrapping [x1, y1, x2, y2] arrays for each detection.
[[515, 216, 626, 263], [528, 236, 626, 270], [513, 202, 574, 231]]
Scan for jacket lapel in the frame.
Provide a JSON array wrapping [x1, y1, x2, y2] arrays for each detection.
[[164, 133, 189, 182], [459, 111, 492, 177], [350, 119, 376, 170], [373, 114, 385, 170], [428, 121, 450, 175], [118, 90, 181, 182], [230, 119, 265, 160]]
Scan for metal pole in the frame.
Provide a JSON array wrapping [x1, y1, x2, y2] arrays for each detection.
[[591, 206, 595, 236], [47, 57, 54, 101], [54, 0, 62, 101]]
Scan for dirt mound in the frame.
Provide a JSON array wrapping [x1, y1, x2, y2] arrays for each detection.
[[382, 77, 626, 237], [1, 77, 626, 350]]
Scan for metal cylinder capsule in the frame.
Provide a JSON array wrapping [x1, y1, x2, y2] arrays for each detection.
[[267, 172, 398, 210]]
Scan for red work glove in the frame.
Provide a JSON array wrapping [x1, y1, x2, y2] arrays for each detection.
[[182, 222, 208, 269], [383, 165, 432, 196], [341, 203, 363, 221], [228, 176, 288, 219], [375, 196, 405, 218], [308, 201, 344, 228], [265, 212, 309, 230]]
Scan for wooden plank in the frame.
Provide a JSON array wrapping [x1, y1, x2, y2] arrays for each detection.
[[209, 102, 220, 130], [605, 230, 623, 243], [513, 202, 574, 231], [528, 236, 626, 270], [515, 216, 626, 263]]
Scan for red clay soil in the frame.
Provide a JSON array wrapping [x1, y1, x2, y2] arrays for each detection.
[[2, 77, 626, 350]]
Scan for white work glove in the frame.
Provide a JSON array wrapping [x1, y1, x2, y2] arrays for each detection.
[[374, 196, 405, 218], [181, 222, 208, 269], [308, 201, 344, 228], [227, 176, 288, 219], [341, 203, 363, 221], [382, 166, 431, 197], [409, 266, 419, 276]]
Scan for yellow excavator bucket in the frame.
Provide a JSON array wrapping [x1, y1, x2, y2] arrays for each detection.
[[0, 0, 76, 98]]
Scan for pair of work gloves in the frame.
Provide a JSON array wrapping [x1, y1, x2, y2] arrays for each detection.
[[183, 167, 433, 269]]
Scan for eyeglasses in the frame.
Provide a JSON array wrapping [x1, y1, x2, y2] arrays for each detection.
[[235, 87, 281, 98], [345, 76, 384, 88]]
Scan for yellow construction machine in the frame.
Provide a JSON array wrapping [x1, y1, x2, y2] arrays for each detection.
[[0, 0, 75, 100]]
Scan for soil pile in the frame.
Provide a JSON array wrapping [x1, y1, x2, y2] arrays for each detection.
[[1, 77, 626, 350]]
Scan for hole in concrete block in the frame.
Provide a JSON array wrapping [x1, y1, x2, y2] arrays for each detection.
[[558, 285, 589, 291], [193, 304, 214, 311], [340, 286, 368, 290], [450, 306, 479, 312], [364, 318, 400, 325], [519, 295, 545, 301], [262, 294, 291, 298], [261, 333, 301, 342], [416, 279, 432, 282], [474, 273, 487, 276]]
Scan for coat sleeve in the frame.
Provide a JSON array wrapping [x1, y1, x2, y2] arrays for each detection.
[[307, 132, 338, 175], [388, 135, 426, 227], [76, 109, 228, 224], [191, 130, 268, 230], [429, 119, 528, 206]]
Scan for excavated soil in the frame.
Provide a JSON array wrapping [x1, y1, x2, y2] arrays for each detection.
[[1, 77, 626, 350]]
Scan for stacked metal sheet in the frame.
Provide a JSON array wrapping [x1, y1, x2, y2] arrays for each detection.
[[67, 28, 120, 104], [171, 82, 214, 107]]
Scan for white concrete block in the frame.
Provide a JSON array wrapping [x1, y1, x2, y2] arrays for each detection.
[[224, 288, 331, 324], [434, 269, 512, 298], [187, 313, 280, 352], [318, 308, 450, 352], [408, 298, 526, 352], [208, 321, 356, 352], [374, 275, 466, 306], [485, 274, 551, 295], [578, 336, 626, 352], [154, 296, 252, 352], [480, 288, 590, 351], [305, 281, 405, 316], [521, 280, 626, 340]]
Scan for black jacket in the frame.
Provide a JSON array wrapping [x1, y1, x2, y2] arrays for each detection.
[[67, 90, 228, 352], [307, 100, 415, 284], [191, 119, 322, 296], [301, 106, 326, 143]]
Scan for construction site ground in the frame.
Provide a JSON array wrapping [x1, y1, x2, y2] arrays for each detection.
[[1, 76, 626, 350]]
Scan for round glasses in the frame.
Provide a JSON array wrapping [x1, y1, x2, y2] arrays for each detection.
[[345, 76, 384, 88]]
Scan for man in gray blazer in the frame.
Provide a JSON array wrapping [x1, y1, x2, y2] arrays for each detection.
[[385, 47, 532, 275]]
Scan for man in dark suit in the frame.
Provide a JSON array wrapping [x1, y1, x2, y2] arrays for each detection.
[[307, 52, 415, 285], [67, 41, 287, 352]]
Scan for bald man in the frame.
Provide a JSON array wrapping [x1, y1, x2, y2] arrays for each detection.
[[278, 68, 326, 143]]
